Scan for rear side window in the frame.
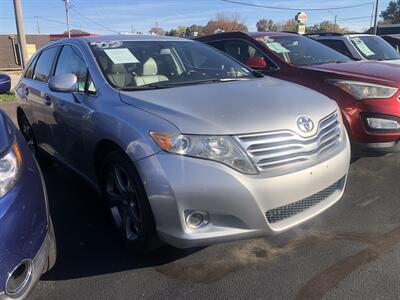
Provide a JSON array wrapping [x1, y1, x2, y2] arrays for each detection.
[[319, 40, 353, 58], [207, 39, 277, 70], [25, 55, 39, 79], [55, 45, 90, 92], [33, 47, 59, 83]]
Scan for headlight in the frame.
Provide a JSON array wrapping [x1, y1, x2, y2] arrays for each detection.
[[0, 143, 23, 198], [327, 80, 398, 100], [150, 132, 258, 175]]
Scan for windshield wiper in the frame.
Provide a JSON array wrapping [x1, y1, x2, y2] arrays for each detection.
[[121, 78, 250, 91]]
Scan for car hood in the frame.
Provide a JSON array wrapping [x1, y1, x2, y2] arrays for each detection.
[[301, 61, 400, 86], [119, 77, 338, 135]]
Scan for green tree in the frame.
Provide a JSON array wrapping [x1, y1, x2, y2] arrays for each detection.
[[381, 0, 400, 23]]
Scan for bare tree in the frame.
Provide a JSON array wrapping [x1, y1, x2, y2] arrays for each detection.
[[203, 12, 248, 35]]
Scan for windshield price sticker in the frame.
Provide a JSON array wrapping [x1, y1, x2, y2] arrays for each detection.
[[104, 48, 140, 64], [265, 42, 290, 54], [104, 48, 139, 64], [352, 38, 375, 57]]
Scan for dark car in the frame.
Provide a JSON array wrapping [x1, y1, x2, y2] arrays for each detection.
[[0, 75, 11, 94], [381, 34, 400, 52], [198, 31, 400, 156], [0, 110, 56, 299]]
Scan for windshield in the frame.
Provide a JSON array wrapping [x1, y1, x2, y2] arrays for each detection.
[[257, 35, 352, 66], [90, 40, 254, 90], [349, 36, 400, 61]]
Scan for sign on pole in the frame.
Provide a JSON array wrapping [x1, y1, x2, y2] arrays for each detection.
[[295, 11, 308, 35]]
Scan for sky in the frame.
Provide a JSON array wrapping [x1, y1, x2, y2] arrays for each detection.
[[0, 0, 393, 35]]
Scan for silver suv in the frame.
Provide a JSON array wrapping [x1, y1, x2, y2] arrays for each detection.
[[16, 35, 350, 252]]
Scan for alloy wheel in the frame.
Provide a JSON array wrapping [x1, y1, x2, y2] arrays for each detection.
[[104, 165, 142, 242]]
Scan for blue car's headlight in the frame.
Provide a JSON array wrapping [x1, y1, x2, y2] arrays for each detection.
[[150, 132, 258, 175], [0, 143, 22, 197]]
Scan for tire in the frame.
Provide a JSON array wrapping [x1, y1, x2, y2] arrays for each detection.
[[18, 113, 52, 166], [43, 218, 57, 273], [100, 150, 160, 253]]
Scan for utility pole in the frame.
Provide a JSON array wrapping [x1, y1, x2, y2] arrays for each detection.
[[13, 0, 28, 68], [64, 0, 71, 37], [35, 16, 41, 34], [334, 15, 337, 32], [373, 0, 379, 35]]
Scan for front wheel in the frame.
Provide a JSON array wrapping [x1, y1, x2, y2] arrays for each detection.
[[100, 151, 160, 253]]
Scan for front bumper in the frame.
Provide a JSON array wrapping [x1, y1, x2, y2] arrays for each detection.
[[0, 232, 52, 300], [137, 136, 350, 248], [342, 100, 400, 156]]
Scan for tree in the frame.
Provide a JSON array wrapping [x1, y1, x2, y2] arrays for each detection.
[[176, 26, 187, 37], [165, 29, 178, 36], [149, 27, 165, 35], [381, 0, 400, 24], [203, 12, 248, 35], [189, 24, 204, 36], [281, 19, 297, 32], [307, 20, 348, 34], [256, 18, 279, 32]]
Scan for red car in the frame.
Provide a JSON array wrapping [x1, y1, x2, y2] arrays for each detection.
[[197, 32, 400, 156]]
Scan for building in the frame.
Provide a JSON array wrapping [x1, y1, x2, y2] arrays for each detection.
[[0, 32, 97, 71], [366, 24, 400, 35], [0, 34, 50, 70]]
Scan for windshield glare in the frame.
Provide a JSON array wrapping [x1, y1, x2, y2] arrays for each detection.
[[90, 40, 254, 90], [257, 35, 352, 66], [350, 36, 400, 61]]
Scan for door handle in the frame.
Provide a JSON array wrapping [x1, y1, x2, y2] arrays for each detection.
[[43, 95, 52, 106], [24, 88, 29, 97]]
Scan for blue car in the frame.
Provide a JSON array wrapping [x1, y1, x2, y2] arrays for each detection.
[[0, 110, 56, 299], [0, 75, 11, 94]]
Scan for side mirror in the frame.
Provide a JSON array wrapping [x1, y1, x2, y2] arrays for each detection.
[[0, 74, 11, 94], [48, 73, 78, 93], [244, 56, 267, 70]]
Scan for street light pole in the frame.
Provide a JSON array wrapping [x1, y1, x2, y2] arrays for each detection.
[[13, 0, 28, 68], [373, 0, 379, 35], [35, 16, 41, 34], [64, 0, 71, 37]]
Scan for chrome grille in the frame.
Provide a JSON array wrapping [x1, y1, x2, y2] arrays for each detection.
[[265, 177, 343, 224], [236, 111, 341, 171]]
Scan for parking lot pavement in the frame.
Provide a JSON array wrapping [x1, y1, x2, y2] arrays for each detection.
[[2, 102, 400, 299]]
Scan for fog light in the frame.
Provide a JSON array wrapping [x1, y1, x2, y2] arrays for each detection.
[[5, 259, 33, 297], [185, 211, 209, 229], [366, 117, 400, 130]]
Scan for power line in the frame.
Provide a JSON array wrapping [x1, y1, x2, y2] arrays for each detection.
[[69, 6, 119, 33], [337, 16, 371, 21], [220, 0, 374, 11]]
